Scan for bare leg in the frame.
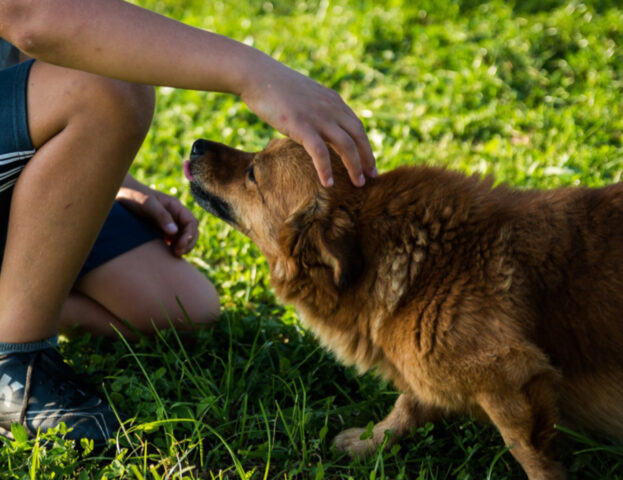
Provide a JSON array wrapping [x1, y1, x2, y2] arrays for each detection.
[[0, 61, 154, 342], [59, 291, 136, 339], [334, 393, 443, 457], [60, 239, 220, 339]]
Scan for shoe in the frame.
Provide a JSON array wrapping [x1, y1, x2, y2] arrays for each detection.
[[0, 347, 123, 445]]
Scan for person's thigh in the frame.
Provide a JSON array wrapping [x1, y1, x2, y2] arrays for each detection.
[[72, 238, 220, 333]]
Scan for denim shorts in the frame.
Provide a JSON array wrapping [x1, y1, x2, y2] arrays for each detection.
[[0, 60, 161, 279]]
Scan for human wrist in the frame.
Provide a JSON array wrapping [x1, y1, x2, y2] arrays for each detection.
[[223, 42, 284, 98]]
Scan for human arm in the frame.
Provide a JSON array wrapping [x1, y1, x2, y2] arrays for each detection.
[[116, 175, 198, 257], [0, 0, 375, 187]]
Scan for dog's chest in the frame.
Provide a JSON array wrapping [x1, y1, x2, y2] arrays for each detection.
[[297, 310, 384, 373]]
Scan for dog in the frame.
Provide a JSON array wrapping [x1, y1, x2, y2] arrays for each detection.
[[185, 137, 623, 480]]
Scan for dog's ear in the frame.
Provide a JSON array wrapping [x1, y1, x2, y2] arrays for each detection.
[[315, 209, 364, 289], [278, 200, 364, 290]]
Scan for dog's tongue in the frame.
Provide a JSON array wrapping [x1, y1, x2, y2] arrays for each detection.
[[183, 160, 194, 182]]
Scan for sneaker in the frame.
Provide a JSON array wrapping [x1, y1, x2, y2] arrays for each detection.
[[0, 347, 123, 445]]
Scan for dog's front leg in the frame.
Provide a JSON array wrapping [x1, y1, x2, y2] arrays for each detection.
[[333, 393, 442, 457]]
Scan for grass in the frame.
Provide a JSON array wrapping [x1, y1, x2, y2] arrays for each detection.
[[2, 0, 623, 478]]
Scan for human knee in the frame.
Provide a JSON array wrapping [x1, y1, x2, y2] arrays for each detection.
[[177, 282, 221, 328], [84, 76, 155, 141], [48, 66, 156, 144], [135, 274, 220, 333], [165, 259, 222, 328], [27, 62, 155, 152]]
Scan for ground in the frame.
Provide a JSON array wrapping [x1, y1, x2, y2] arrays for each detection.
[[2, 1, 622, 478]]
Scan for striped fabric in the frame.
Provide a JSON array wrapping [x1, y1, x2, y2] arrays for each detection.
[[1, 40, 33, 193], [0, 149, 36, 193]]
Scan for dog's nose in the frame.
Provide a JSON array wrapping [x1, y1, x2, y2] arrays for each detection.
[[191, 139, 211, 158]]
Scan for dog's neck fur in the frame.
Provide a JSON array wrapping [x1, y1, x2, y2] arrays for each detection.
[[268, 165, 511, 373]]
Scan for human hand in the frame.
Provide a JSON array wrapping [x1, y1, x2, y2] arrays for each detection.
[[116, 181, 199, 256], [239, 56, 376, 188]]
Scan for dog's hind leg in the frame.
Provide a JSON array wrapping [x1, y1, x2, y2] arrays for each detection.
[[333, 393, 443, 457], [476, 372, 565, 480]]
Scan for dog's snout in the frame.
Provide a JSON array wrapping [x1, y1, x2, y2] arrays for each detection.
[[191, 139, 212, 158]]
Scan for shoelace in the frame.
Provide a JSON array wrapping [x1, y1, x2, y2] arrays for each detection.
[[18, 351, 37, 436]]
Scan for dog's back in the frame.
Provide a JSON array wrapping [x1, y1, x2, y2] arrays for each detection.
[[365, 168, 623, 439], [507, 182, 623, 438]]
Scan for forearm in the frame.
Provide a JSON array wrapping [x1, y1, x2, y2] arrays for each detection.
[[1, 0, 376, 186], [120, 174, 142, 191], [117, 174, 152, 200], [0, 0, 268, 95]]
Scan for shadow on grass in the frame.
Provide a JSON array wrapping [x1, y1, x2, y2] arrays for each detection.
[[46, 309, 623, 479]]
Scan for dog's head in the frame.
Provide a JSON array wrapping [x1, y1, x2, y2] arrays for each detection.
[[186, 138, 364, 290]]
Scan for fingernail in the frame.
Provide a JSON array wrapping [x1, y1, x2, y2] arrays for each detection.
[[358, 174, 366, 186], [165, 222, 178, 234], [370, 166, 378, 178], [326, 177, 334, 187]]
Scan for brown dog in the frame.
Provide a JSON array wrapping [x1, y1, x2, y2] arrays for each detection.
[[185, 138, 623, 480]]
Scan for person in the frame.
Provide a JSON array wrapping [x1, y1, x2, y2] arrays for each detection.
[[0, 0, 376, 445]]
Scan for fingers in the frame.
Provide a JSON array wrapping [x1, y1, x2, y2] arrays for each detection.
[[142, 196, 176, 235], [300, 134, 334, 187], [326, 125, 365, 187], [167, 228, 198, 257], [339, 112, 377, 179], [170, 211, 199, 257], [117, 184, 199, 256], [299, 117, 376, 188], [287, 86, 376, 188], [157, 193, 199, 256], [303, 84, 376, 187], [327, 95, 377, 185]]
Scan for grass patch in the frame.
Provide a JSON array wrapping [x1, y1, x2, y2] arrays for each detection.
[[3, 0, 622, 478]]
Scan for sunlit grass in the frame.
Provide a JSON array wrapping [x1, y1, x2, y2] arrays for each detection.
[[2, 0, 622, 478]]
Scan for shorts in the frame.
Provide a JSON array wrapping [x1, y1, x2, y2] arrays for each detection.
[[0, 59, 161, 280]]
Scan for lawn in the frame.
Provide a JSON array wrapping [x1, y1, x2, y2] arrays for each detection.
[[3, 0, 623, 478]]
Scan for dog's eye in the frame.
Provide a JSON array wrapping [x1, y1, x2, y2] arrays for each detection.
[[247, 165, 256, 183]]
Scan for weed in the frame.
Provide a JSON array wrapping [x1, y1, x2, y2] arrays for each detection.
[[3, 0, 622, 478]]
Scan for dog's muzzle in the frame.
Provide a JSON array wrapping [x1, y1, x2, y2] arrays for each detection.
[[186, 139, 237, 226]]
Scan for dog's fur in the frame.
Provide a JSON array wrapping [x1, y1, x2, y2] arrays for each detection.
[[187, 138, 623, 480]]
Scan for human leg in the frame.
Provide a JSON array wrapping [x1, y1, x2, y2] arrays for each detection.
[[0, 60, 155, 343], [0, 60, 154, 442], [60, 238, 220, 339]]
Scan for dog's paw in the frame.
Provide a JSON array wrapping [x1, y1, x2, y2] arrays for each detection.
[[333, 427, 380, 458]]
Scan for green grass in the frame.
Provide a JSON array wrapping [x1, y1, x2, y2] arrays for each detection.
[[3, 0, 623, 478]]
